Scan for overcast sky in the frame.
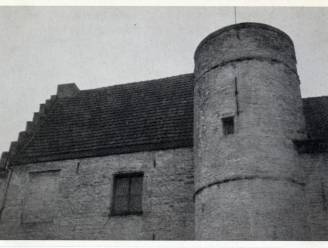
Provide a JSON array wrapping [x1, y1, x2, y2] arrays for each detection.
[[0, 6, 327, 154]]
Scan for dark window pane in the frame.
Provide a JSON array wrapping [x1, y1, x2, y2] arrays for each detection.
[[130, 176, 143, 195], [129, 194, 142, 212], [115, 177, 129, 196], [113, 195, 129, 213]]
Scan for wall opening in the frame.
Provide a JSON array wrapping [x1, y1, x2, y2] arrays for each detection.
[[222, 116, 234, 135]]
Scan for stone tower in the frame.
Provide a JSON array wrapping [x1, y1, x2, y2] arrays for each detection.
[[193, 23, 308, 240]]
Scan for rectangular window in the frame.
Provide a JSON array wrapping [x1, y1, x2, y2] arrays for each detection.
[[222, 116, 234, 135], [112, 172, 143, 216]]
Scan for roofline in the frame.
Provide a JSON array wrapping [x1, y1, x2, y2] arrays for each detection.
[[10, 140, 193, 166], [79, 73, 194, 92], [194, 22, 294, 61], [302, 95, 328, 100]]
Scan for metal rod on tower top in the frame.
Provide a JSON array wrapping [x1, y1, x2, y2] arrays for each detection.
[[234, 7, 237, 24]]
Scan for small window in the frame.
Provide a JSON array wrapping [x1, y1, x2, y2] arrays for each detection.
[[111, 172, 143, 216], [222, 116, 234, 135]]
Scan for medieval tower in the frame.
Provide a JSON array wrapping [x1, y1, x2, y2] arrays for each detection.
[[194, 23, 308, 240], [0, 22, 327, 240]]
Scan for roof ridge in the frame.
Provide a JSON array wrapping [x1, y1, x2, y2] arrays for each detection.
[[79, 73, 194, 93]]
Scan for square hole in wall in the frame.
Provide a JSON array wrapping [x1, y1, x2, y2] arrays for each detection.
[[222, 116, 234, 135]]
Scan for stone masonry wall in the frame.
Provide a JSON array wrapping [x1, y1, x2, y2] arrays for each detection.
[[0, 147, 194, 240], [193, 23, 308, 240], [300, 153, 328, 240], [194, 60, 309, 240]]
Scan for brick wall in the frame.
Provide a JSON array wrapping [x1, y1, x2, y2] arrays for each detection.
[[0, 147, 194, 240]]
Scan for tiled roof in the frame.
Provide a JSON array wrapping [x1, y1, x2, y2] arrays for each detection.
[[2, 73, 328, 165], [294, 96, 328, 154], [10, 74, 194, 165], [303, 96, 328, 139]]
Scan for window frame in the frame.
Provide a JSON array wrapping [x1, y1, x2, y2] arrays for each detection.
[[111, 172, 144, 216]]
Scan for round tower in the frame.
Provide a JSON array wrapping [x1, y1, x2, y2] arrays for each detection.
[[194, 23, 308, 240]]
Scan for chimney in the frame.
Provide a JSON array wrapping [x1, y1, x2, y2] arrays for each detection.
[[57, 83, 79, 98]]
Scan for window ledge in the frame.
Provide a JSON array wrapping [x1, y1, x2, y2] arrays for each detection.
[[110, 211, 143, 217]]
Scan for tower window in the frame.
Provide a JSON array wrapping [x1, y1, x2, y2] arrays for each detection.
[[222, 116, 234, 135], [111, 172, 143, 216]]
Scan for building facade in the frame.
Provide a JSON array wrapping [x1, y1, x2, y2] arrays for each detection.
[[0, 23, 327, 240]]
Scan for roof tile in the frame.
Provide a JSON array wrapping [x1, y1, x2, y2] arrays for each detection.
[[12, 74, 194, 164]]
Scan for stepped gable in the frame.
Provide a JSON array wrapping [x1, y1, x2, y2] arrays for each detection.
[[0, 94, 58, 169], [7, 74, 194, 165]]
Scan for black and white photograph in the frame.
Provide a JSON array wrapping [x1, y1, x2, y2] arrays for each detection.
[[0, 2, 327, 244]]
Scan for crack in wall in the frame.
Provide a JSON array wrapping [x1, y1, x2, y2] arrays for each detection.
[[320, 180, 327, 212], [234, 76, 239, 116], [76, 162, 81, 174]]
